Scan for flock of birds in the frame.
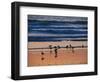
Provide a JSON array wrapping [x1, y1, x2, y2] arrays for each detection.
[[29, 44, 87, 61]]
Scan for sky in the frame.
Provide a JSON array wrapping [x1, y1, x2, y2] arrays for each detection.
[[28, 15, 88, 42]]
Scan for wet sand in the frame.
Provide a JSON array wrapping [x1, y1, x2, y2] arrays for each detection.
[[28, 41, 87, 66], [28, 41, 87, 49]]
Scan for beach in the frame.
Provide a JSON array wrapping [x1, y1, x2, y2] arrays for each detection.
[[28, 41, 88, 66]]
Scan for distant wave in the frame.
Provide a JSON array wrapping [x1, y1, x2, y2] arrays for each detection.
[[28, 33, 87, 37], [29, 29, 87, 34], [28, 37, 87, 42], [29, 25, 87, 28], [31, 29, 87, 31], [28, 20, 87, 25], [28, 15, 87, 22], [28, 34, 87, 41], [28, 36, 87, 39], [28, 27, 87, 31]]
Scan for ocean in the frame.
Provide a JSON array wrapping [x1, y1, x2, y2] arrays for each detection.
[[28, 15, 88, 42]]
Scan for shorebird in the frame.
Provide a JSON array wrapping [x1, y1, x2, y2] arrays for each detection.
[[41, 51, 44, 55], [54, 46, 58, 58], [66, 45, 68, 49], [49, 45, 53, 54], [41, 57, 44, 60], [72, 47, 75, 53]]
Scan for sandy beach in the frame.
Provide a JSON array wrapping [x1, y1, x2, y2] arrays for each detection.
[[28, 41, 87, 67]]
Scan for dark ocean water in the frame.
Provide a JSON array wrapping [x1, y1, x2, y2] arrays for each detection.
[[28, 15, 88, 42]]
